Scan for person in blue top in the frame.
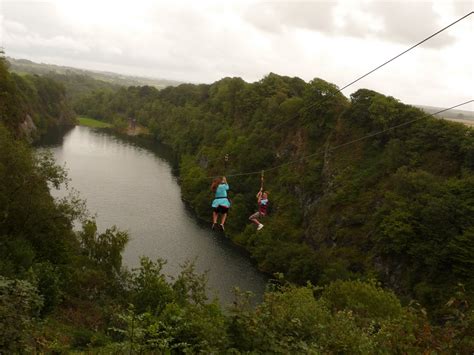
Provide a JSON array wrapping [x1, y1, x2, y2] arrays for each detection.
[[211, 176, 231, 230]]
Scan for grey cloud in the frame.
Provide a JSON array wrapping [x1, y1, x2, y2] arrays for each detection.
[[4, 29, 196, 74], [243, 1, 336, 34], [4, 26, 205, 78], [1, 1, 93, 57], [453, 1, 473, 16], [1, 1, 69, 37], [244, 1, 457, 48], [1, 0, 471, 97], [2, 2, 135, 69], [364, 2, 455, 48]]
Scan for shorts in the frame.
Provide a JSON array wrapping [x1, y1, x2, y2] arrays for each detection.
[[249, 211, 265, 220], [213, 205, 229, 214]]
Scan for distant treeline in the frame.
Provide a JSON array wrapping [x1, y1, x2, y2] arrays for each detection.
[[7, 56, 182, 89], [418, 105, 474, 121]]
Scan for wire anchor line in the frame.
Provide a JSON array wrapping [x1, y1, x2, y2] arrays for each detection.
[[221, 153, 229, 175], [201, 11, 473, 167], [270, 11, 474, 132], [337, 11, 473, 93], [203, 11, 473, 178], [209, 99, 473, 179]]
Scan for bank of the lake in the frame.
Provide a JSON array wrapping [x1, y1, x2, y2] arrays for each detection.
[[77, 116, 112, 128], [39, 126, 267, 305]]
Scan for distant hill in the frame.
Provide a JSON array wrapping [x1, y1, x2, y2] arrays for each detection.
[[6, 57, 183, 89], [416, 105, 474, 127], [6, 56, 472, 127]]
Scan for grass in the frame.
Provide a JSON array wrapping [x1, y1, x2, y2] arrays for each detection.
[[77, 117, 112, 128]]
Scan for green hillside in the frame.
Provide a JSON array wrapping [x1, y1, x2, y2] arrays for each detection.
[[7, 57, 182, 89], [417, 105, 474, 127], [75, 75, 474, 315], [77, 116, 112, 128], [0, 55, 75, 138]]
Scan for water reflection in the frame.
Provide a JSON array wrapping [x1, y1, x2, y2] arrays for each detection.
[[34, 125, 75, 147], [38, 126, 267, 305]]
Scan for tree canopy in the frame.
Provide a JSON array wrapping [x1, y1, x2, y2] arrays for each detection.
[[75, 73, 473, 315]]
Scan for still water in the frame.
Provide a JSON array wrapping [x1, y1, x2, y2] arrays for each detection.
[[40, 126, 266, 305]]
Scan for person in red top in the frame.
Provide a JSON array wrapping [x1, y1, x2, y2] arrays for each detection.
[[249, 188, 269, 231]]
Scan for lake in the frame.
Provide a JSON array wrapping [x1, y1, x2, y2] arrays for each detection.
[[39, 125, 267, 305]]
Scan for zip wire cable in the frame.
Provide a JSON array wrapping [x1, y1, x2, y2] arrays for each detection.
[[270, 11, 473, 132], [339, 12, 473, 93], [211, 99, 473, 179], [200, 11, 473, 166]]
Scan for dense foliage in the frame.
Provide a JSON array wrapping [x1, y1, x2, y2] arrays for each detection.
[[43, 72, 120, 110], [1, 51, 473, 351], [76, 74, 474, 316], [1, 54, 74, 139]]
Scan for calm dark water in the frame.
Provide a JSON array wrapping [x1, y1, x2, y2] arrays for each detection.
[[39, 126, 266, 305]]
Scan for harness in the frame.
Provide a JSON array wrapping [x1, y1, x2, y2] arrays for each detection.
[[213, 196, 229, 201]]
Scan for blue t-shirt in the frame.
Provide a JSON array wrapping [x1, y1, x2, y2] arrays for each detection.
[[212, 183, 230, 208]]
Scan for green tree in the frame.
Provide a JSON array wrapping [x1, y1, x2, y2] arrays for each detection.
[[0, 276, 43, 352]]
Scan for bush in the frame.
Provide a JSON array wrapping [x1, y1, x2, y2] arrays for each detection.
[[32, 262, 63, 316], [321, 279, 403, 323], [0, 276, 43, 352]]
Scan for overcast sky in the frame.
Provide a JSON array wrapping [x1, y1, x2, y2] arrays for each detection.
[[0, 0, 472, 109]]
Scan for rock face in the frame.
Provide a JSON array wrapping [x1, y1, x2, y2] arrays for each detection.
[[19, 114, 37, 142]]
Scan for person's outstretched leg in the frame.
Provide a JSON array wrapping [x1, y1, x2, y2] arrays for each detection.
[[220, 213, 227, 227], [249, 212, 261, 226], [212, 211, 218, 229]]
